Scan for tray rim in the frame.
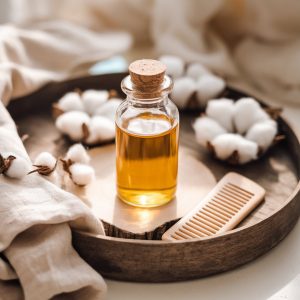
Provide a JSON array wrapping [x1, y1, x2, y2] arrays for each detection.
[[9, 73, 300, 245], [8, 72, 300, 282]]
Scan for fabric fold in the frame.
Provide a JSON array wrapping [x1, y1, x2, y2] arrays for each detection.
[[0, 99, 107, 299], [0, 20, 132, 105]]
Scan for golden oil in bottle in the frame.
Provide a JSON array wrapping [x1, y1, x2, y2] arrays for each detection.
[[115, 59, 179, 207], [116, 113, 178, 207]]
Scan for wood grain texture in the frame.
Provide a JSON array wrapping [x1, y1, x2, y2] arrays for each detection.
[[8, 73, 300, 282], [129, 59, 166, 88]]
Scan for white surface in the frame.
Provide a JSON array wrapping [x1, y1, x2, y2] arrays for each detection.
[[106, 105, 300, 300]]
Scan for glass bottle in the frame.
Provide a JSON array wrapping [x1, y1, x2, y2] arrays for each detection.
[[115, 59, 179, 207]]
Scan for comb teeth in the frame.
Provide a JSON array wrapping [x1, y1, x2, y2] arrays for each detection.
[[162, 172, 265, 241]]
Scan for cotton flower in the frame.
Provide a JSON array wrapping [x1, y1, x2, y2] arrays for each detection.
[[65, 143, 90, 164], [0, 153, 30, 179], [206, 98, 235, 132], [57, 92, 84, 112], [195, 74, 226, 106], [55, 111, 90, 141], [94, 98, 122, 121], [246, 120, 277, 151], [159, 55, 185, 78], [186, 63, 210, 80], [193, 96, 279, 164], [69, 163, 95, 186], [30, 152, 57, 175], [61, 144, 94, 186], [171, 77, 196, 108], [82, 89, 109, 115], [234, 98, 270, 134], [193, 116, 226, 146], [211, 133, 258, 164], [85, 116, 115, 145]]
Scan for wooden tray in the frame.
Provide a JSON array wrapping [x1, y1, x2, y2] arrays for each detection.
[[8, 73, 300, 282]]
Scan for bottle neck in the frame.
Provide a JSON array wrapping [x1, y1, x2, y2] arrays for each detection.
[[121, 74, 173, 107], [127, 95, 168, 108]]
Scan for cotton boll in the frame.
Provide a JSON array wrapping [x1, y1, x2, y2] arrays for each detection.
[[206, 98, 235, 132], [69, 163, 95, 186], [2, 154, 30, 179], [34, 152, 56, 169], [234, 98, 270, 134], [82, 89, 109, 115], [186, 63, 210, 80], [237, 137, 259, 164], [159, 55, 184, 78], [55, 111, 90, 141], [171, 77, 196, 108], [193, 116, 227, 146], [196, 74, 226, 106], [86, 116, 115, 145], [211, 133, 258, 164], [94, 98, 122, 121], [66, 143, 90, 164], [57, 92, 84, 112], [246, 120, 278, 151], [211, 134, 241, 160]]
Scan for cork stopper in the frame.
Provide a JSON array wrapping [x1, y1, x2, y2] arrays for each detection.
[[129, 59, 166, 98]]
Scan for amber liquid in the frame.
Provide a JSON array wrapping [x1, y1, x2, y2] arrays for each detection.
[[116, 113, 179, 207]]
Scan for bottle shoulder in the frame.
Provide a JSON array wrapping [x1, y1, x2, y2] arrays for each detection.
[[116, 98, 179, 134]]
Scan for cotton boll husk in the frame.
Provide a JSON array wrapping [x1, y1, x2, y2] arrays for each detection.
[[186, 63, 210, 80], [193, 116, 227, 147], [82, 89, 109, 115], [69, 163, 95, 186], [86, 116, 115, 145], [57, 92, 84, 112], [55, 111, 90, 141], [34, 152, 57, 169], [234, 98, 270, 134], [196, 74, 226, 106], [206, 98, 235, 132], [94, 98, 122, 121], [66, 143, 90, 164], [211, 133, 258, 164], [159, 55, 184, 78], [246, 120, 278, 151], [2, 153, 30, 179], [171, 77, 196, 108]]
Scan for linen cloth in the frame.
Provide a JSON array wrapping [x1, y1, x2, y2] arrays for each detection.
[[0, 101, 108, 300], [0, 20, 132, 300], [0, 20, 131, 105]]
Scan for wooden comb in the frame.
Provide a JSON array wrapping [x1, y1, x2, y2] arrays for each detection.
[[162, 172, 265, 241]]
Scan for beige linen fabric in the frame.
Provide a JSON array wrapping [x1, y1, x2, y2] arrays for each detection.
[[0, 102, 107, 299], [0, 20, 132, 105]]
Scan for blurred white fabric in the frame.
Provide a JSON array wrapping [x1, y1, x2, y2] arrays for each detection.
[[0, 19, 131, 105], [3, 0, 299, 105]]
